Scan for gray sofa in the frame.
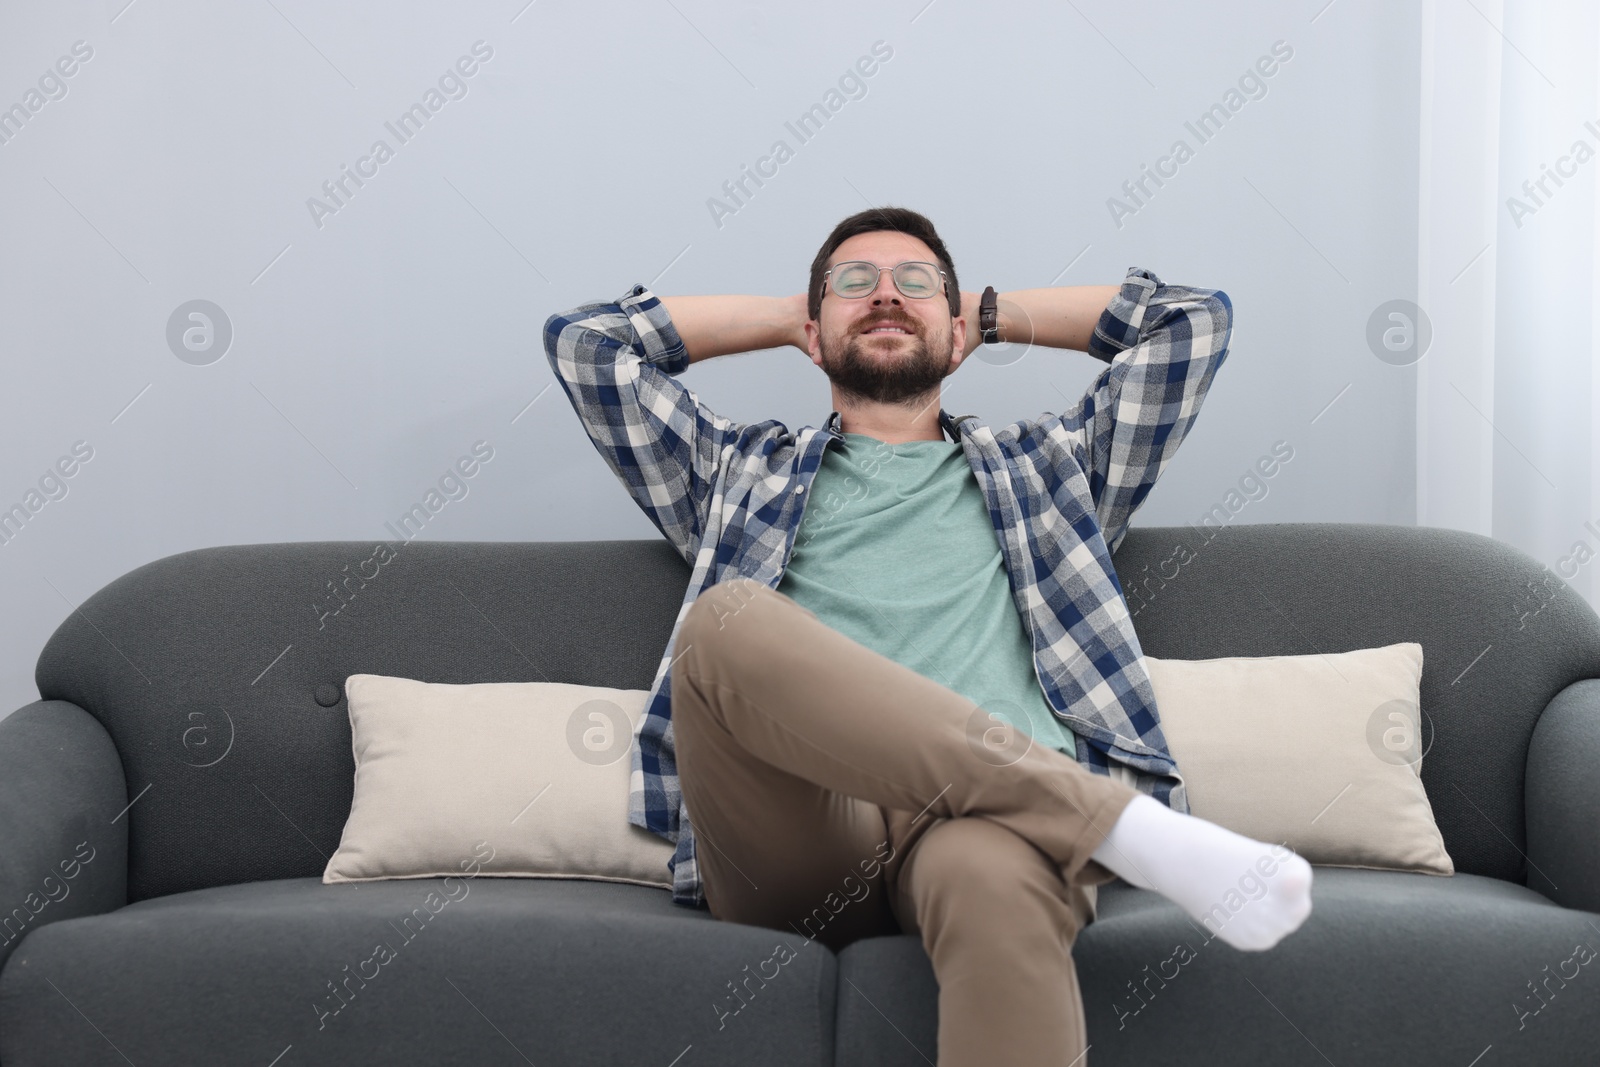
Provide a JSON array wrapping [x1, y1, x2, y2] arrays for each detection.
[[3, 522, 1598, 1066]]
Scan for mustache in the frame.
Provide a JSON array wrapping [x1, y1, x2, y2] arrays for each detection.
[[858, 313, 919, 334]]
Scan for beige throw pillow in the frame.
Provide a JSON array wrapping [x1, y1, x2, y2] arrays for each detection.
[[1144, 642, 1454, 876], [323, 674, 675, 888]]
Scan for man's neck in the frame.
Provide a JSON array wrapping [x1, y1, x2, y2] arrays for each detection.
[[833, 392, 945, 443]]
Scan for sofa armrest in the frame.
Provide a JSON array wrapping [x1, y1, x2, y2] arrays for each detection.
[[0, 700, 128, 971], [1525, 678, 1600, 912]]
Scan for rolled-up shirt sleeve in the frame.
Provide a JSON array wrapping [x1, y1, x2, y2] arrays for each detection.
[[543, 284, 742, 563], [1039, 267, 1233, 555]]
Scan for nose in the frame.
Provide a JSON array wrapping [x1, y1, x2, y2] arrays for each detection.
[[868, 272, 903, 306]]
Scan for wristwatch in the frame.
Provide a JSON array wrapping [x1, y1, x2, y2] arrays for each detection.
[[978, 286, 999, 344]]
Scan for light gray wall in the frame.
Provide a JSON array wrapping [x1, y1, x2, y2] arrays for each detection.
[[0, 0, 1418, 716]]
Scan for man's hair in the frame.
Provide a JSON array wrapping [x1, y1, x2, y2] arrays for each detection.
[[807, 206, 960, 321]]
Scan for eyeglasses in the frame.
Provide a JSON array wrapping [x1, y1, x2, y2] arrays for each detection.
[[821, 260, 947, 300]]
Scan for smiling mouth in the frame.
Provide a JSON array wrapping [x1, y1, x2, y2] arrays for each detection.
[[862, 323, 914, 337]]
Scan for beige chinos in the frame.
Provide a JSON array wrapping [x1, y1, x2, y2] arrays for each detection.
[[672, 577, 1144, 1066]]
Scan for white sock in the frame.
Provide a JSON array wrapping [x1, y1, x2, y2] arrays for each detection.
[[1090, 794, 1314, 951]]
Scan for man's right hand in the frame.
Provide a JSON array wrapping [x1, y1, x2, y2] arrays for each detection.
[[659, 293, 812, 364]]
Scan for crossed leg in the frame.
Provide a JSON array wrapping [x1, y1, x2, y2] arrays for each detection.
[[672, 577, 1138, 1063], [892, 815, 1099, 1066]]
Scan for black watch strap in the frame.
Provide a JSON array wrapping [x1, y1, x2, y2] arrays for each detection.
[[979, 286, 999, 344]]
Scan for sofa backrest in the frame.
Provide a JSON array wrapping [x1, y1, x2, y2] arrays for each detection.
[[34, 524, 1600, 902]]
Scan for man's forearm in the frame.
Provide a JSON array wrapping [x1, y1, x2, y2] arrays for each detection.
[[657, 284, 1119, 365], [659, 294, 806, 364], [966, 285, 1122, 360]]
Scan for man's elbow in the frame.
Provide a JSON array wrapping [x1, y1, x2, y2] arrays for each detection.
[[1208, 289, 1233, 324], [543, 310, 605, 381], [542, 311, 570, 368], [1202, 290, 1233, 360]]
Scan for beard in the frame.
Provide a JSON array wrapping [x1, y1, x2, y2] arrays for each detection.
[[819, 314, 954, 407]]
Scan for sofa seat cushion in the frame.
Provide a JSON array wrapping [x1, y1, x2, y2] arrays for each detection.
[[0, 877, 837, 1067], [835, 868, 1600, 1067]]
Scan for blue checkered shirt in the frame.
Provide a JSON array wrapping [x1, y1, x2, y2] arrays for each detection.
[[543, 267, 1233, 908]]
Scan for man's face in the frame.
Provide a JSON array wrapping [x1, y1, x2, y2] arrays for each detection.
[[808, 232, 957, 406]]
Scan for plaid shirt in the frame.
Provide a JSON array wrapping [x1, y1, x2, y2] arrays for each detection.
[[543, 267, 1232, 908]]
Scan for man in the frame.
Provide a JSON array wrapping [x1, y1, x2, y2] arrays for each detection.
[[544, 207, 1312, 1064]]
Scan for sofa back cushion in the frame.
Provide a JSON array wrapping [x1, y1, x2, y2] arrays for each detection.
[[34, 525, 1600, 901], [36, 539, 692, 902], [1112, 521, 1600, 889]]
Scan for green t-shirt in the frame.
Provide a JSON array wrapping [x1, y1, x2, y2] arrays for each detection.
[[776, 431, 1076, 760]]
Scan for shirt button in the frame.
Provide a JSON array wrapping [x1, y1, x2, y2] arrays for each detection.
[[795, 484, 805, 494]]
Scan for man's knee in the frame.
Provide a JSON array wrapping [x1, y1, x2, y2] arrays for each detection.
[[681, 576, 768, 650], [908, 817, 1063, 910], [903, 819, 1082, 949]]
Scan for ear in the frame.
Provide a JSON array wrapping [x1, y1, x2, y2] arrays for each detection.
[[804, 318, 824, 368], [948, 312, 970, 371]]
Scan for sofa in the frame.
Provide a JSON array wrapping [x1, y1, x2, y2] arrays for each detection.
[[2, 521, 1598, 1066]]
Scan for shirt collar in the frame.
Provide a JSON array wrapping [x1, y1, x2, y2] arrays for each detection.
[[824, 407, 976, 443]]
